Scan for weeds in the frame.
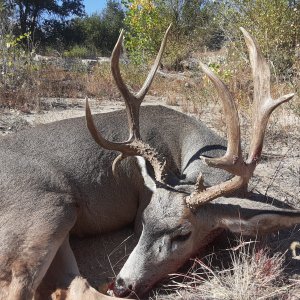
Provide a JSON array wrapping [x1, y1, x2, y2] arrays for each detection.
[[0, 31, 299, 127], [152, 239, 300, 300]]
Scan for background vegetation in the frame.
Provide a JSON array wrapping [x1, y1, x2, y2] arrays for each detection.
[[0, 0, 299, 113]]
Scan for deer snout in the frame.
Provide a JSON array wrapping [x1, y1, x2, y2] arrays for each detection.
[[113, 276, 150, 298], [113, 277, 134, 298]]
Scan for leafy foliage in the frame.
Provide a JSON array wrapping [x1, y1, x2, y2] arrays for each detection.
[[122, 0, 222, 68], [0, 2, 31, 86], [5, 0, 85, 44], [63, 45, 90, 58], [0, 13, 37, 106], [121, 0, 166, 64], [214, 0, 300, 76], [44, 0, 124, 56]]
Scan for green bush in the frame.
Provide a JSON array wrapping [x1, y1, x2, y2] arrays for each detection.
[[63, 45, 92, 59], [215, 0, 300, 77], [121, 0, 221, 69]]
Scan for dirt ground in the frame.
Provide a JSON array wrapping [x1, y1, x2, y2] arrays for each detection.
[[1, 96, 300, 298]]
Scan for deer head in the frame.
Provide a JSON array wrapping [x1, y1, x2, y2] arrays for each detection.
[[86, 26, 298, 298]]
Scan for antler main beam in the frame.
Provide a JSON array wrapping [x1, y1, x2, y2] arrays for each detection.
[[241, 28, 294, 166], [186, 27, 294, 209], [111, 25, 171, 141], [86, 25, 172, 183], [198, 63, 245, 177]]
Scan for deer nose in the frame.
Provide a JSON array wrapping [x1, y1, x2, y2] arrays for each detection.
[[113, 277, 133, 298]]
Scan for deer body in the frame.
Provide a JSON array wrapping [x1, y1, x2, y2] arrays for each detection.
[[1, 25, 300, 299], [0, 105, 229, 299], [0, 105, 227, 230]]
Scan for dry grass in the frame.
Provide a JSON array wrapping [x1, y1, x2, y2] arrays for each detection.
[[151, 240, 300, 300], [0, 60, 165, 108], [1, 50, 299, 123]]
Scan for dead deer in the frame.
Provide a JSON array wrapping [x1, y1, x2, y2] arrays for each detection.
[[86, 27, 299, 298], [0, 25, 299, 300]]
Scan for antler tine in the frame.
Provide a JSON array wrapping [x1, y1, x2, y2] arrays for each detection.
[[136, 24, 172, 100], [186, 28, 294, 210], [111, 25, 172, 141], [111, 30, 141, 141], [86, 99, 168, 182], [111, 30, 133, 106], [86, 98, 123, 152], [186, 176, 245, 209], [240, 27, 294, 166], [199, 62, 245, 177], [186, 63, 248, 208], [86, 27, 172, 183]]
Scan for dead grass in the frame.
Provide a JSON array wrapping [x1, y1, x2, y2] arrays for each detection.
[[1, 51, 299, 124], [151, 239, 300, 300]]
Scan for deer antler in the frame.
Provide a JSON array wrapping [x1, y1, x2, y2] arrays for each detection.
[[186, 28, 294, 209], [86, 25, 172, 183]]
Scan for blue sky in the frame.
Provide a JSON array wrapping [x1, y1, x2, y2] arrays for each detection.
[[84, 0, 108, 14]]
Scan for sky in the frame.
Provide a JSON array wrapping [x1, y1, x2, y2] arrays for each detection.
[[84, 0, 108, 15]]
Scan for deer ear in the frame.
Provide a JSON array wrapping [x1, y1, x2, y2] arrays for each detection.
[[212, 198, 300, 236], [135, 157, 157, 193], [221, 210, 300, 236]]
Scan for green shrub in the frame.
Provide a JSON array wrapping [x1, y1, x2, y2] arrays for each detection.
[[215, 0, 300, 77], [0, 3, 38, 107], [63, 45, 93, 59]]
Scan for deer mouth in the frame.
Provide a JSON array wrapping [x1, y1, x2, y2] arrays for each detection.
[[112, 281, 151, 298], [111, 280, 133, 298], [116, 289, 133, 298]]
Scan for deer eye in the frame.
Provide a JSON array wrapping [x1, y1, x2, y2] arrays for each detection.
[[170, 231, 192, 252], [170, 221, 192, 249], [172, 231, 191, 243]]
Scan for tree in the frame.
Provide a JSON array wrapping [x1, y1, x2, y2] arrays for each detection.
[[122, 0, 166, 64], [159, 0, 205, 36], [100, 0, 125, 52], [0, 1, 13, 33], [214, 0, 300, 75], [122, 0, 219, 67], [44, 0, 124, 56], [7, 0, 84, 42]]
